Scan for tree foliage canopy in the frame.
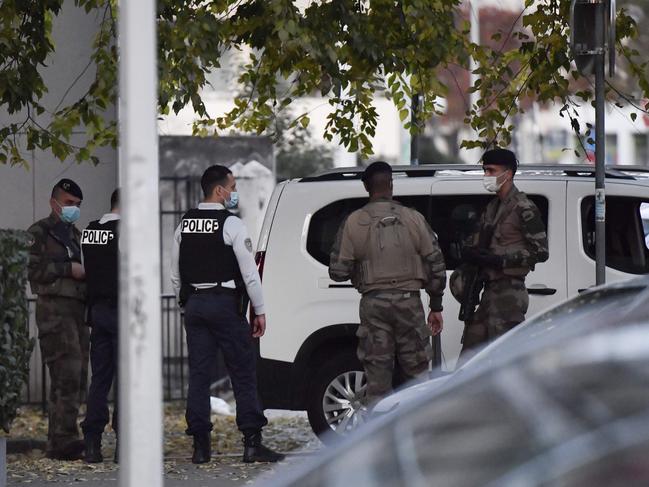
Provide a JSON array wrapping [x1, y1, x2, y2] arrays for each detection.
[[1, 0, 648, 166]]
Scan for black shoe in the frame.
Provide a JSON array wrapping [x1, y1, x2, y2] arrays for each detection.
[[242, 431, 285, 463], [84, 435, 103, 463], [192, 432, 211, 464], [47, 439, 85, 461]]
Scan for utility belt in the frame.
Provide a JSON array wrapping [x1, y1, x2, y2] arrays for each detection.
[[485, 266, 529, 281], [32, 277, 86, 301], [485, 275, 525, 284], [362, 289, 419, 300], [90, 296, 118, 308], [183, 283, 249, 316], [190, 285, 240, 297]]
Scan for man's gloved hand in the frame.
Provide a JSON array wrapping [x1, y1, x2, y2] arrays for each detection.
[[462, 247, 504, 268], [461, 247, 481, 264]]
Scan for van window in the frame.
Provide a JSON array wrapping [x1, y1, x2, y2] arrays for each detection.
[[307, 196, 430, 266], [307, 194, 549, 270], [581, 197, 649, 274], [430, 195, 549, 270]]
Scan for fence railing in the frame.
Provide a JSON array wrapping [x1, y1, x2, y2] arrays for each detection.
[[23, 294, 227, 410]]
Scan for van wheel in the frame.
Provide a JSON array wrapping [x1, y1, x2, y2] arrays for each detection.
[[307, 350, 367, 443]]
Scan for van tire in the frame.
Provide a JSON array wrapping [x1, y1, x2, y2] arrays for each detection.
[[306, 349, 366, 443]]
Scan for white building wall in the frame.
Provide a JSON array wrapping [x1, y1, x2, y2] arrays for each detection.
[[0, 1, 118, 232]]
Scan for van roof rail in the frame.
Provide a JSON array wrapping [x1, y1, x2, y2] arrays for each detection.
[[299, 163, 647, 182]]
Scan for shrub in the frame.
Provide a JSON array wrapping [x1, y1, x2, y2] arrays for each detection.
[[0, 230, 34, 433]]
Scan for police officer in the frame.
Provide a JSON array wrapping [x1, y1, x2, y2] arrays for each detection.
[[329, 161, 446, 408], [27, 179, 88, 460], [171, 165, 284, 464], [460, 148, 549, 358], [80, 189, 120, 463]]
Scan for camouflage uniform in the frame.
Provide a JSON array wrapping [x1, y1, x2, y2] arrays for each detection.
[[461, 185, 548, 353], [329, 199, 446, 406], [27, 213, 88, 454]]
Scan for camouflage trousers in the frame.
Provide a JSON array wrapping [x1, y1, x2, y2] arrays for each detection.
[[358, 291, 432, 407], [35, 296, 89, 453], [460, 277, 528, 358]]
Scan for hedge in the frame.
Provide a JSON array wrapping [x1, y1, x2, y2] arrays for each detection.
[[0, 230, 34, 433]]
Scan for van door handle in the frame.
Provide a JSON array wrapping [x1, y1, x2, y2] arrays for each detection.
[[318, 278, 354, 289], [527, 287, 557, 296]]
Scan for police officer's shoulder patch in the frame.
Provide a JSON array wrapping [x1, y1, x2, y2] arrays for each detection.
[[245, 238, 253, 253]]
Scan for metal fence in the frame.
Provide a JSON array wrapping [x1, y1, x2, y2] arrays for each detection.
[[22, 294, 228, 410]]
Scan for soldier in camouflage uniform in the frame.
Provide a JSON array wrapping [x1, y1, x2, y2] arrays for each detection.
[[460, 148, 549, 358], [329, 162, 446, 407], [27, 179, 89, 460]]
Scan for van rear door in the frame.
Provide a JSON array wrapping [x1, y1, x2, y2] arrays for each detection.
[[566, 180, 649, 294]]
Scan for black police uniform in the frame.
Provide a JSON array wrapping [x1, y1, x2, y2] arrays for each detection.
[[179, 208, 267, 437], [80, 218, 119, 443]]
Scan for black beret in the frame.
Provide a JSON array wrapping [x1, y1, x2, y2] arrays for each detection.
[[361, 161, 392, 183], [481, 148, 518, 173], [55, 178, 83, 200]]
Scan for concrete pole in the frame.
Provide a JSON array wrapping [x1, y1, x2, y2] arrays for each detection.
[[118, 0, 163, 485], [594, 1, 607, 285]]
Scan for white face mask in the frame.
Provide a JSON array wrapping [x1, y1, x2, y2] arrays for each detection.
[[483, 171, 508, 192]]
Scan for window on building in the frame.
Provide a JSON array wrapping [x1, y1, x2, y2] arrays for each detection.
[[605, 134, 618, 165], [633, 134, 649, 167], [581, 197, 649, 274], [541, 129, 569, 164], [574, 130, 618, 165]]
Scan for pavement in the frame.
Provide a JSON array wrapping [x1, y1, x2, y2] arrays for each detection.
[[7, 452, 315, 487], [6, 453, 311, 487], [5, 408, 319, 487]]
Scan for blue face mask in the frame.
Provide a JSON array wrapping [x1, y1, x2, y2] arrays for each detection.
[[225, 191, 239, 210], [56, 201, 81, 223]]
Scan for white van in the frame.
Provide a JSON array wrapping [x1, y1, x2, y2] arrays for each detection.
[[254, 164, 649, 439]]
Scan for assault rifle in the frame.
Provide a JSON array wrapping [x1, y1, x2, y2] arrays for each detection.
[[458, 224, 494, 322]]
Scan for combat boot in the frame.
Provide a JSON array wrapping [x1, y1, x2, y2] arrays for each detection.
[[84, 434, 103, 463], [47, 439, 85, 461], [242, 431, 285, 463], [191, 432, 211, 464]]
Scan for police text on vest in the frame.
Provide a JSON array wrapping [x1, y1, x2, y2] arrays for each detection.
[[82, 229, 114, 245], [181, 219, 220, 233]]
